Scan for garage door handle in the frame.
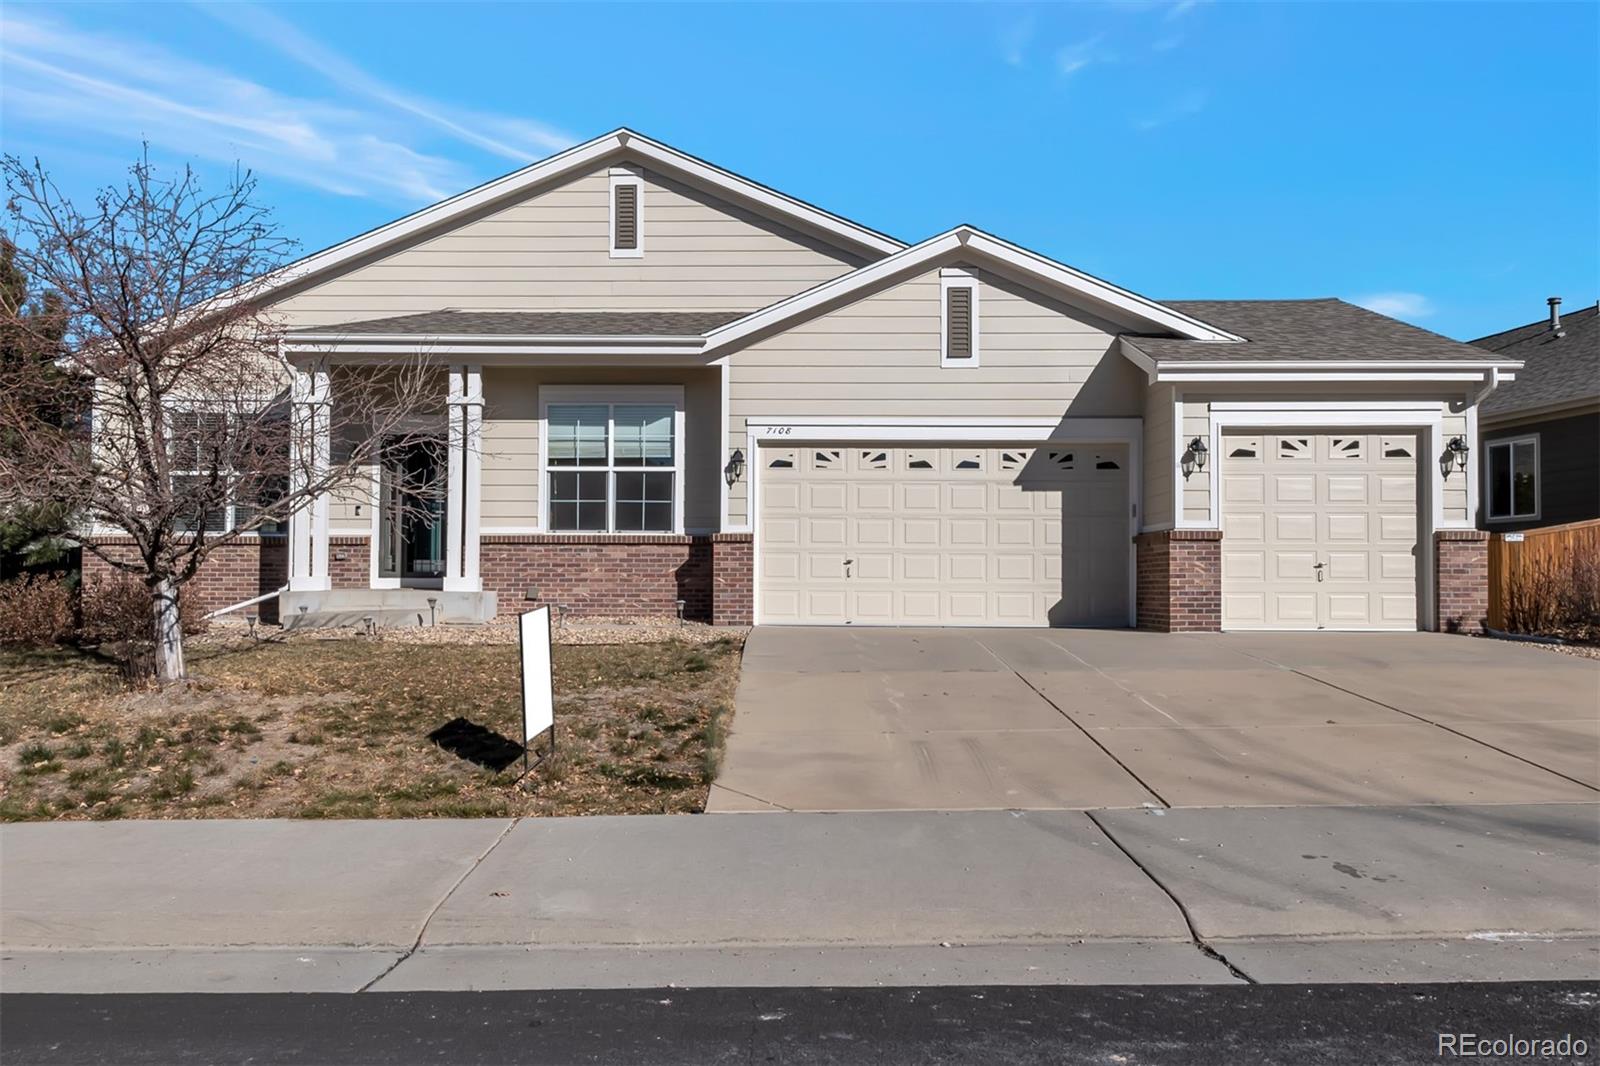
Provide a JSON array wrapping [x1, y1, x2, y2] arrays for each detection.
[[845, 559, 854, 578], [1314, 562, 1326, 582]]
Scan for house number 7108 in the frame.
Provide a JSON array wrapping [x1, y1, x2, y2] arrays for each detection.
[[763, 426, 793, 435]]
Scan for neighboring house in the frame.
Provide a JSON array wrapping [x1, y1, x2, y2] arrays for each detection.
[[87, 129, 1524, 633], [1471, 298, 1600, 532]]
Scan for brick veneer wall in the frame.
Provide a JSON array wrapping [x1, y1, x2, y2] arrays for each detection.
[[711, 534, 753, 626], [82, 536, 290, 622], [1434, 529, 1489, 634], [1134, 529, 1223, 632], [479, 533, 754, 625]]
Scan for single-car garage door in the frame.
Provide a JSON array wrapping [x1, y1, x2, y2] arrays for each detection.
[[758, 444, 1129, 627], [1220, 431, 1420, 630]]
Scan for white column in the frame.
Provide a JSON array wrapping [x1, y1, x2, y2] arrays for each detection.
[[444, 365, 483, 592], [288, 361, 332, 592]]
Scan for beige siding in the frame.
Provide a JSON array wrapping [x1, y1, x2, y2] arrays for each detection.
[[725, 266, 1141, 526], [1142, 383, 1175, 529], [1180, 399, 1212, 523], [273, 169, 866, 327], [480, 366, 721, 532], [1441, 409, 1469, 524]]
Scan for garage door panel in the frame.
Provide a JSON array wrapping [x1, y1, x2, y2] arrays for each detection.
[[1224, 474, 1265, 503], [1222, 430, 1419, 631], [758, 443, 1128, 626]]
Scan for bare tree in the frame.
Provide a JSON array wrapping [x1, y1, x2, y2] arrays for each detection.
[[0, 151, 437, 683]]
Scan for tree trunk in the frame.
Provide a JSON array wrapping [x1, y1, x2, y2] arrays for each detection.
[[152, 576, 186, 683]]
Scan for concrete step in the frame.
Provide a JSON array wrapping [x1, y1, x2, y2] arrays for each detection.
[[279, 589, 498, 629]]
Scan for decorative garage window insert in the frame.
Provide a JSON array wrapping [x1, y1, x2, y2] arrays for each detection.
[[1486, 436, 1538, 521], [545, 396, 680, 533]]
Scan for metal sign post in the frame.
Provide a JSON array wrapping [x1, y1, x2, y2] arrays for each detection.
[[514, 606, 556, 782]]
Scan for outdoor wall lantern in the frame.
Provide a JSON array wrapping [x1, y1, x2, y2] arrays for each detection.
[[724, 448, 746, 488], [1440, 436, 1470, 479], [1180, 436, 1209, 481]]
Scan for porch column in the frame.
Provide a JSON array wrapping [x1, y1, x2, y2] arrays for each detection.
[[444, 365, 483, 592], [288, 361, 332, 591]]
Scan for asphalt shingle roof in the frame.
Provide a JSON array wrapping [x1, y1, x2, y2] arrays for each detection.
[[1127, 298, 1513, 364], [291, 310, 749, 337], [1471, 302, 1600, 417]]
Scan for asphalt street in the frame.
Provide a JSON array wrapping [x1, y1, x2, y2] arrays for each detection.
[[5, 984, 1598, 1065]]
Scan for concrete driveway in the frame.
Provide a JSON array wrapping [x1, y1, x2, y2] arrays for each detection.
[[708, 628, 1600, 812]]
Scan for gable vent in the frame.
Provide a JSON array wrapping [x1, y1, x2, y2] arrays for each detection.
[[946, 286, 973, 360], [613, 183, 639, 251]]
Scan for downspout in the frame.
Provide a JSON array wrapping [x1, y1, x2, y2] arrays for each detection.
[[204, 584, 288, 620], [1472, 366, 1502, 406]]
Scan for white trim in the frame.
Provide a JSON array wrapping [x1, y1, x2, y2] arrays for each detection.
[[287, 362, 331, 592], [744, 417, 1143, 628], [939, 270, 981, 368], [608, 169, 644, 259], [718, 358, 731, 533], [479, 525, 543, 536], [443, 366, 484, 592], [537, 385, 686, 536], [703, 228, 1242, 355], [1482, 432, 1541, 523], [1206, 405, 1455, 632]]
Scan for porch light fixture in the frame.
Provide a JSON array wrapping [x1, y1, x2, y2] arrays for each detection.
[[1180, 436, 1209, 481], [724, 448, 746, 488], [1440, 436, 1470, 479]]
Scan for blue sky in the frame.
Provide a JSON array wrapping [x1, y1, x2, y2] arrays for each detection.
[[2, 1, 1595, 339]]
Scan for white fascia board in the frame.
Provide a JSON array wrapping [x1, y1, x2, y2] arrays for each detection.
[[1154, 359, 1521, 372], [229, 129, 902, 312], [704, 227, 1243, 355], [1118, 337, 1159, 381], [284, 333, 707, 346]]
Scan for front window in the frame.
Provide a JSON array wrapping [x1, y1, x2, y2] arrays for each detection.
[[546, 401, 677, 532], [1486, 436, 1538, 521], [169, 409, 287, 534]]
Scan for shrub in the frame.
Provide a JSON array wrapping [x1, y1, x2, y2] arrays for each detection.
[[0, 575, 76, 646], [1503, 550, 1600, 643], [78, 575, 208, 646]]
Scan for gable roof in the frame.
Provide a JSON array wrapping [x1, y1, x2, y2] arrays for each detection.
[[1473, 300, 1600, 418], [288, 309, 744, 339], [244, 129, 905, 310], [702, 226, 1244, 354], [1121, 299, 1518, 366]]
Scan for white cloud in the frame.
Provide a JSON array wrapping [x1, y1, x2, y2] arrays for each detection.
[[192, 3, 573, 163], [1165, 0, 1203, 21], [0, 10, 572, 205], [999, 14, 1036, 67], [1135, 89, 1209, 131], [1056, 35, 1110, 77], [1354, 292, 1436, 319]]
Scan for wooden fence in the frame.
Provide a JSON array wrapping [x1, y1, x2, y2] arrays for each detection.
[[1487, 517, 1600, 632]]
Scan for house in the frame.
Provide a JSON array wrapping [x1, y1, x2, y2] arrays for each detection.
[[95, 129, 1524, 633], [1472, 298, 1600, 532]]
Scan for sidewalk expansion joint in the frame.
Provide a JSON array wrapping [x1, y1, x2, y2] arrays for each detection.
[[358, 817, 520, 993], [1233, 649, 1600, 795], [1084, 809, 1256, 985]]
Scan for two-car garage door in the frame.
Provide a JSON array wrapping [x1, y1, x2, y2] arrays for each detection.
[[758, 444, 1129, 627]]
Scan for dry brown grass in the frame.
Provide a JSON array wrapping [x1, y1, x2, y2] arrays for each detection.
[[0, 632, 743, 821]]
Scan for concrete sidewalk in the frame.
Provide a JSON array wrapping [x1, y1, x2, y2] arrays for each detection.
[[3, 804, 1596, 992]]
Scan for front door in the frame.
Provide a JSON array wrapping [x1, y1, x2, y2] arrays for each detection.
[[378, 438, 447, 586]]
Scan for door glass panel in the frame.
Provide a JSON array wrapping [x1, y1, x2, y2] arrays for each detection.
[[547, 405, 609, 466], [613, 405, 674, 466]]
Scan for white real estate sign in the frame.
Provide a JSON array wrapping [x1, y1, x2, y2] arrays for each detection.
[[519, 607, 554, 749]]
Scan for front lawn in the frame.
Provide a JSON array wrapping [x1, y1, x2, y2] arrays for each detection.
[[0, 633, 742, 820]]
